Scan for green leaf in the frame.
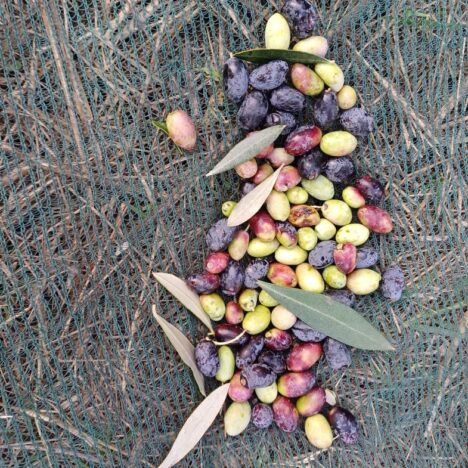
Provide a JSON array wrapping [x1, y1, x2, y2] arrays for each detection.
[[159, 384, 229, 468], [206, 125, 285, 176], [152, 306, 206, 396], [151, 120, 169, 135], [234, 48, 329, 65], [257, 281, 394, 351], [227, 165, 283, 227], [153, 272, 213, 332]]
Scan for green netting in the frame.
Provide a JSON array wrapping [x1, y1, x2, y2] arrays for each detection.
[[0, 0, 466, 466]]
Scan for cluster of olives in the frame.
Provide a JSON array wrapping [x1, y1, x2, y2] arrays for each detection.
[[188, 0, 404, 451]]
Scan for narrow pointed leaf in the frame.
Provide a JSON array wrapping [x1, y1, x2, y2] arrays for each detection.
[[152, 306, 205, 396], [159, 384, 229, 468], [153, 272, 213, 332], [206, 125, 284, 176], [234, 48, 329, 65], [227, 165, 283, 227], [257, 281, 394, 351]]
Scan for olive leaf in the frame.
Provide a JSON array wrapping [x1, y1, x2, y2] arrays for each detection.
[[153, 272, 213, 332], [206, 125, 285, 176], [257, 281, 394, 351], [234, 48, 329, 65], [158, 383, 229, 468], [227, 165, 283, 227], [152, 306, 206, 396]]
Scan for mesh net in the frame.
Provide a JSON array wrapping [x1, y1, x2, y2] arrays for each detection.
[[1, 0, 466, 466]]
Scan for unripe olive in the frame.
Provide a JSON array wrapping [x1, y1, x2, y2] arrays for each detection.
[[322, 265, 347, 289], [235, 159, 258, 179], [297, 227, 318, 251], [275, 245, 308, 265], [238, 288, 258, 312], [265, 13, 290, 49], [267, 263, 298, 287], [346, 269, 381, 295], [255, 382, 278, 404], [266, 190, 291, 221], [204, 251, 230, 274], [301, 175, 335, 201], [296, 387, 326, 417], [335, 224, 370, 246], [357, 205, 394, 233], [229, 371, 254, 402], [271, 305, 297, 330], [259, 290, 279, 307], [224, 401, 251, 436], [296, 263, 325, 293], [320, 131, 357, 157], [249, 211, 276, 241], [242, 305, 271, 334], [247, 238, 280, 257], [215, 345, 235, 382], [286, 343, 322, 372], [342, 186, 365, 208], [321, 200, 352, 226], [293, 36, 328, 57], [225, 301, 244, 325], [253, 163, 274, 184], [228, 230, 249, 261], [166, 110, 197, 151], [267, 148, 294, 168], [287, 186, 309, 204], [304, 414, 333, 448], [199, 293, 225, 321], [314, 218, 336, 240], [291, 64, 324, 97], [275, 165, 302, 192], [314, 62, 344, 92], [334, 243, 357, 274], [337, 85, 357, 110], [222, 200, 237, 217], [277, 371, 316, 398]]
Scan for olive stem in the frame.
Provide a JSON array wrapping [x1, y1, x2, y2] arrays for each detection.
[[208, 330, 247, 346]]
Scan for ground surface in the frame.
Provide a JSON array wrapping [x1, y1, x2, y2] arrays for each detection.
[[0, 0, 466, 466]]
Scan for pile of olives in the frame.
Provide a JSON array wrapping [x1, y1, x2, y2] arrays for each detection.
[[189, 0, 404, 450]]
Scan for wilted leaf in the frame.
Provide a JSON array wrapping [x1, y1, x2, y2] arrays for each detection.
[[257, 281, 394, 351], [227, 165, 283, 227], [153, 272, 213, 332], [234, 48, 329, 65], [206, 125, 284, 176], [159, 384, 229, 468], [152, 306, 205, 396]]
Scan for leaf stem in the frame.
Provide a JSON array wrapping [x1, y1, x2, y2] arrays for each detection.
[[208, 330, 247, 346]]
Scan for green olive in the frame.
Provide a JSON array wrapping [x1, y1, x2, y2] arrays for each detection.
[[314, 218, 336, 240], [296, 263, 325, 293], [242, 305, 271, 334], [297, 227, 318, 251], [259, 290, 279, 307], [335, 224, 370, 246], [275, 245, 308, 265], [321, 200, 352, 226], [215, 345, 235, 382], [322, 265, 347, 289], [286, 186, 309, 204], [301, 176, 335, 201], [238, 288, 258, 312], [199, 293, 225, 321], [224, 401, 251, 436], [347, 269, 381, 295]]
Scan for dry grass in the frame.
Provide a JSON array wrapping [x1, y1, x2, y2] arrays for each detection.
[[0, 0, 466, 466]]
